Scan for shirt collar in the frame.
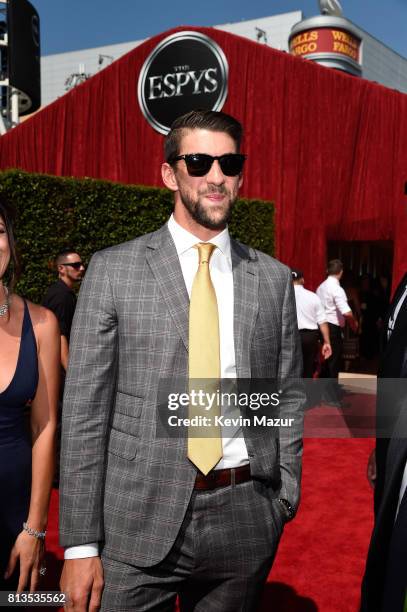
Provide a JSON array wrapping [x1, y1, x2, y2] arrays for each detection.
[[167, 214, 231, 258], [328, 275, 340, 285], [57, 279, 75, 294]]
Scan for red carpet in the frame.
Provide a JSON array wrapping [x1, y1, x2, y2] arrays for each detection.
[[44, 437, 374, 611], [261, 437, 374, 611]]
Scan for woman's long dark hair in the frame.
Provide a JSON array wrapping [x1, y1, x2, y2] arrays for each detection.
[[0, 200, 21, 294]]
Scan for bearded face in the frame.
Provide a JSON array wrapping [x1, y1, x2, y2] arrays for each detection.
[[164, 129, 243, 234]]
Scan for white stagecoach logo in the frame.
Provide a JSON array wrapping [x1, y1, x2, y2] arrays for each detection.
[[138, 31, 229, 135]]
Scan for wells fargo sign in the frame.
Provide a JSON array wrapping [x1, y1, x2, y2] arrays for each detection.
[[290, 28, 361, 63]]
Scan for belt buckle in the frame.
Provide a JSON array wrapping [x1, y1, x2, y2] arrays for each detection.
[[207, 470, 217, 489]]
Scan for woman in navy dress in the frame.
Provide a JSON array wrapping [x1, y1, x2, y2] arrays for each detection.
[[0, 201, 59, 592]]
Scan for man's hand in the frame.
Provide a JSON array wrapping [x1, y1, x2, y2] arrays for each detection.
[[61, 558, 104, 612], [367, 448, 376, 488], [343, 311, 359, 333], [321, 342, 332, 360]]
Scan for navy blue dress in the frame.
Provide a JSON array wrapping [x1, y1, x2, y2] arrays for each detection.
[[0, 301, 38, 588]]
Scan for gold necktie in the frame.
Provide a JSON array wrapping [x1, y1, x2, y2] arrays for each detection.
[[188, 243, 223, 474]]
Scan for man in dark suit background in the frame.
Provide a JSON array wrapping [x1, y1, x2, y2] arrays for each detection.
[[59, 110, 304, 611], [367, 272, 407, 510], [362, 410, 407, 611], [362, 272, 407, 610]]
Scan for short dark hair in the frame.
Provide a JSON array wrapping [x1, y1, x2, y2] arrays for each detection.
[[327, 259, 343, 275], [164, 110, 243, 162], [56, 248, 79, 266], [291, 268, 304, 281], [0, 199, 21, 293]]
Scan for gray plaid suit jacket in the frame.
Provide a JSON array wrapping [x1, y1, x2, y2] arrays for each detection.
[[59, 223, 304, 567]]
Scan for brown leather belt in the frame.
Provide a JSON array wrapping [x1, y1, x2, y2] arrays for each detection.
[[194, 464, 251, 491]]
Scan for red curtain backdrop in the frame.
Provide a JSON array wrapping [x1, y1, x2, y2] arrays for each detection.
[[0, 26, 406, 289]]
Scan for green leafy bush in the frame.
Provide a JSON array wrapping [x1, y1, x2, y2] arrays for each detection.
[[0, 170, 274, 303]]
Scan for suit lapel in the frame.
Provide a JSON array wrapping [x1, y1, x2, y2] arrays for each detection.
[[231, 240, 259, 378], [146, 225, 189, 351], [381, 407, 407, 509], [385, 273, 407, 352], [146, 227, 260, 368], [393, 280, 407, 333], [386, 273, 407, 325]]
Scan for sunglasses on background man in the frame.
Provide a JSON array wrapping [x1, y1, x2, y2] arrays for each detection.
[[60, 262, 84, 270]]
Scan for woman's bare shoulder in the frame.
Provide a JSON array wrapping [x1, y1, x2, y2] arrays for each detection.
[[25, 299, 59, 336]]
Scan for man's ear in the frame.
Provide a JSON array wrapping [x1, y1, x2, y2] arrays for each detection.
[[57, 264, 65, 278], [161, 162, 179, 192]]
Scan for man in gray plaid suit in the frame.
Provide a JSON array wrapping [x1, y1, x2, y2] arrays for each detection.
[[60, 110, 304, 611]]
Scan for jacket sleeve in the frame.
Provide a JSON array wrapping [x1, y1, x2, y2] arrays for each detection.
[[59, 251, 118, 547], [277, 268, 305, 515]]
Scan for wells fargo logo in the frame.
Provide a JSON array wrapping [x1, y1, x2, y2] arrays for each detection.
[[331, 30, 359, 61], [290, 28, 361, 64], [290, 30, 319, 56]]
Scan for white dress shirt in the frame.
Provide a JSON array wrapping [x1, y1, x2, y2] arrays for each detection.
[[396, 462, 407, 520], [294, 284, 327, 330], [387, 284, 407, 339], [316, 276, 351, 327], [65, 215, 249, 559], [167, 214, 249, 469]]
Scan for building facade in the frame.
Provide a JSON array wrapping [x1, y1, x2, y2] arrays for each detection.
[[41, 11, 407, 108]]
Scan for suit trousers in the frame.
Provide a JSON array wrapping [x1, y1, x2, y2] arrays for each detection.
[[320, 323, 343, 403], [299, 329, 320, 378], [100, 477, 286, 612], [320, 323, 343, 378], [381, 489, 407, 611]]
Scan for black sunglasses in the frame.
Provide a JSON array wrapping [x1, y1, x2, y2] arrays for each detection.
[[60, 262, 84, 270], [169, 153, 246, 177]]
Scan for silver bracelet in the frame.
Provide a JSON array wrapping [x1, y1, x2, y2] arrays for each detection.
[[23, 522, 46, 540]]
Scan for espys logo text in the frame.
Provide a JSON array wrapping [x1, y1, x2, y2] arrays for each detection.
[[138, 31, 228, 134]]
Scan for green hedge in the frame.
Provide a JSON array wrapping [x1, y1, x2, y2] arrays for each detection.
[[0, 170, 275, 303]]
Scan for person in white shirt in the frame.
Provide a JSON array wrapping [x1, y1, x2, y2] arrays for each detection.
[[316, 259, 358, 403], [292, 268, 332, 377]]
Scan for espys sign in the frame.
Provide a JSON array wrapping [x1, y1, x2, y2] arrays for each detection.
[[137, 31, 229, 135]]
